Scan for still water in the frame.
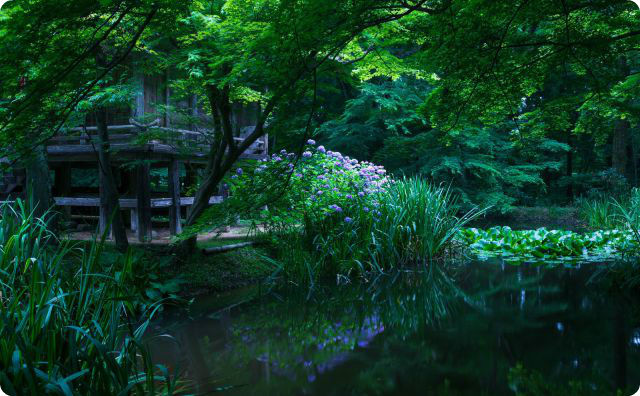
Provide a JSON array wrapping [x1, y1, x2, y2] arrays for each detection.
[[152, 261, 640, 395]]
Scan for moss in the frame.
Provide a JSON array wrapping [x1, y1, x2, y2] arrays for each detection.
[[71, 239, 275, 297], [173, 243, 275, 296]]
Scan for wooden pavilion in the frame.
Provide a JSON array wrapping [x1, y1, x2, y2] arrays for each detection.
[[0, 73, 268, 242]]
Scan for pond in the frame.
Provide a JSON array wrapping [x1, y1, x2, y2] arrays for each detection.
[[151, 260, 640, 395]]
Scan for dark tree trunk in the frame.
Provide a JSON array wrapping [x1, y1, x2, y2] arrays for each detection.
[[96, 108, 129, 252], [566, 134, 574, 201], [25, 145, 53, 220], [612, 119, 630, 179]]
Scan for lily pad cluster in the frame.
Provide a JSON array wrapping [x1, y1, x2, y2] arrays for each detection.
[[458, 226, 638, 262]]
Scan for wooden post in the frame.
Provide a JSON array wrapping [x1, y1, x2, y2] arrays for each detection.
[[136, 161, 152, 242], [55, 164, 72, 219], [130, 209, 138, 233], [168, 159, 182, 235], [98, 164, 111, 239], [133, 73, 145, 119], [164, 69, 171, 127]]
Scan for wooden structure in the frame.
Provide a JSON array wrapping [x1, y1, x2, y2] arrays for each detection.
[[0, 74, 268, 242]]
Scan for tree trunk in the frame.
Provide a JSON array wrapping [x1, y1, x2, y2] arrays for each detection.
[[177, 84, 275, 256], [25, 145, 53, 221], [566, 134, 574, 201], [96, 107, 129, 252], [612, 119, 630, 179]]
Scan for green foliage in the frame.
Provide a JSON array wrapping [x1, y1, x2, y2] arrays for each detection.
[[315, 78, 564, 213], [0, 200, 180, 394], [459, 226, 636, 262], [577, 188, 640, 232]]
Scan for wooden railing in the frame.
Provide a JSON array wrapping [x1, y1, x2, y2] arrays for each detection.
[[47, 124, 268, 158]]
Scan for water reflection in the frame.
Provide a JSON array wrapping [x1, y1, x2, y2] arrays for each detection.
[[152, 261, 640, 395]]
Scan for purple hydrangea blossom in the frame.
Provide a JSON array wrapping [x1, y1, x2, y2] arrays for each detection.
[[344, 217, 353, 223], [317, 145, 326, 153], [236, 168, 243, 175], [329, 204, 342, 212], [307, 139, 316, 145], [303, 151, 313, 158]]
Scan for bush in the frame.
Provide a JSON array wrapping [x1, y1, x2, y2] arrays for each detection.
[[0, 200, 179, 394], [200, 142, 481, 279]]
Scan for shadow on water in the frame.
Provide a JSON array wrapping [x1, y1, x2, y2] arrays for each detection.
[[150, 260, 640, 395]]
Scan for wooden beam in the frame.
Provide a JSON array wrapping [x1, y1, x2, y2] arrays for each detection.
[[168, 159, 182, 235], [202, 242, 256, 255], [136, 161, 152, 242], [53, 196, 223, 208]]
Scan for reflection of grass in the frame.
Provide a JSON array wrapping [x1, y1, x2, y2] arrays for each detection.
[[508, 364, 613, 396], [206, 267, 459, 384]]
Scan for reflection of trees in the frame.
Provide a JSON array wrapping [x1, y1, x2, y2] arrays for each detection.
[[167, 262, 640, 395]]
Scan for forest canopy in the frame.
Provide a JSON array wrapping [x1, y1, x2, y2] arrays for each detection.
[[0, 0, 639, 216]]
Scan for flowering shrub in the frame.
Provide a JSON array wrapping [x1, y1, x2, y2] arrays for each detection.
[[195, 141, 478, 278], [228, 140, 391, 236]]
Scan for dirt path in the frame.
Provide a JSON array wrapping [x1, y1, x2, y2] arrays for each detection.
[[63, 226, 259, 245]]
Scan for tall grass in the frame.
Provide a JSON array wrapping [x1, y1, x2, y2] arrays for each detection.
[[576, 195, 618, 230], [577, 189, 640, 232], [371, 178, 483, 266], [0, 200, 179, 394], [270, 177, 483, 280]]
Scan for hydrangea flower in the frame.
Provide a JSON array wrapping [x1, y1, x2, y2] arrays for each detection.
[[344, 217, 353, 223], [236, 168, 243, 176], [303, 151, 313, 158], [307, 139, 316, 145], [317, 145, 326, 154], [329, 204, 342, 212]]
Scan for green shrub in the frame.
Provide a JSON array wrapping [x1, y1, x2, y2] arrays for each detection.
[[192, 143, 481, 280], [0, 200, 180, 394]]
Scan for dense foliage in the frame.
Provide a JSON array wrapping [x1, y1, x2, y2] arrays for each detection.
[[0, 201, 179, 394], [193, 143, 479, 278]]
